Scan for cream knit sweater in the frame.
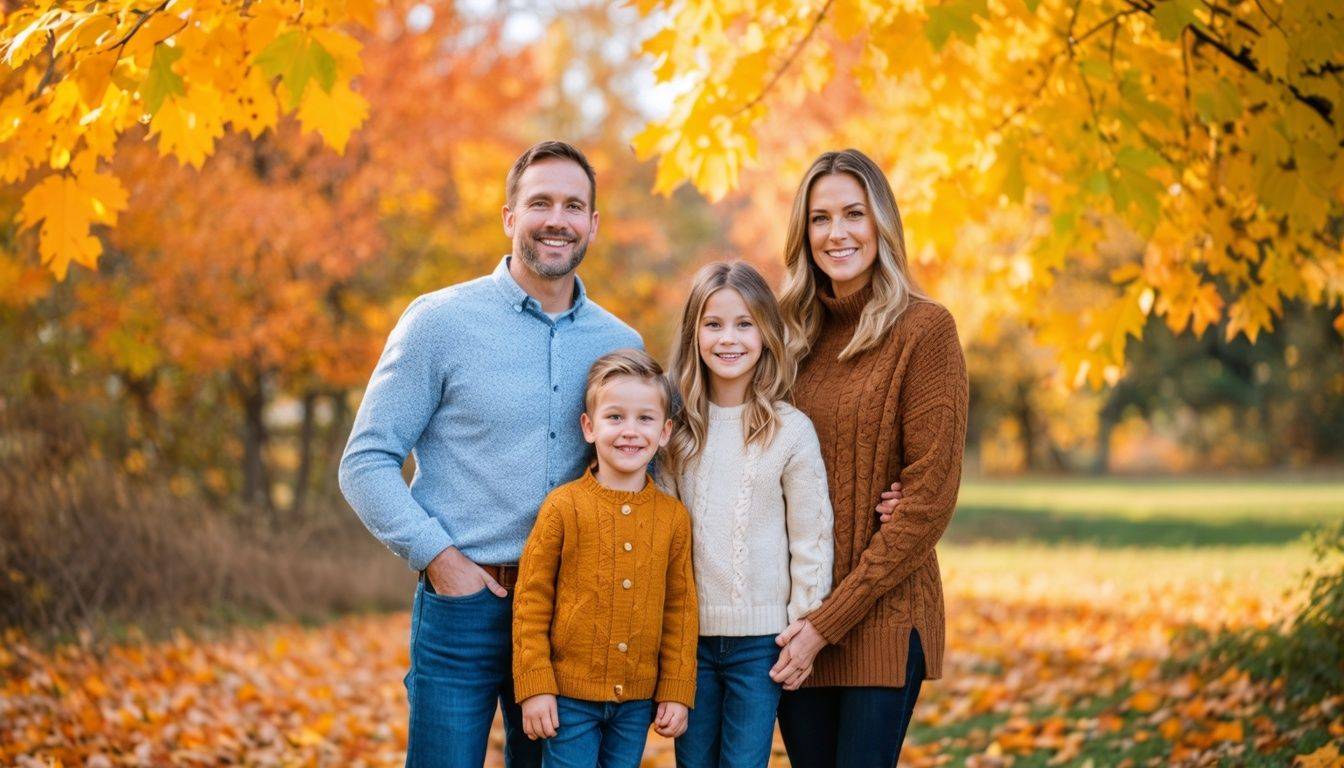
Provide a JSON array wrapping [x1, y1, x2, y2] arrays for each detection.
[[673, 401, 834, 636]]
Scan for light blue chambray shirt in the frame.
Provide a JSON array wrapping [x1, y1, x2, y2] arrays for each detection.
[[338, 256, 642, 571]]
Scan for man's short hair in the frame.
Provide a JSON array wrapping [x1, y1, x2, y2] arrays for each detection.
[[506, 140, 597, 209], [584, 349, 674, 417]]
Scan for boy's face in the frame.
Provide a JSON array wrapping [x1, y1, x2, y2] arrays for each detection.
[[580, 376, 672, 476]]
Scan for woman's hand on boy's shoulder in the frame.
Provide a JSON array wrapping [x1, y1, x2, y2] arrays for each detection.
[[521, 694, 559, 740], [654, 701, 689, 738], [876, 480, 902, 523]]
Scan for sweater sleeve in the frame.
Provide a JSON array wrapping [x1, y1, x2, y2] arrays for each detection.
[[806, 309, 968, 645], [655, 505, 699, 707], [781, 420, 835, 623], [337, 297, 455, 572], [512, 496, 565, 701]]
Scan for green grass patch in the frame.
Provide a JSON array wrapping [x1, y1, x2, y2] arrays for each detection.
[[951, 475, 1344, 548]]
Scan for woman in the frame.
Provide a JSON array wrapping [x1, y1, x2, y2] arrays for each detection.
[[768, 149, 969, 767]]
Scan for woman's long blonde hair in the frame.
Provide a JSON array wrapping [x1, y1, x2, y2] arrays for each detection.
[[778, 149, 928, 362], [666, 261, 794, 478]]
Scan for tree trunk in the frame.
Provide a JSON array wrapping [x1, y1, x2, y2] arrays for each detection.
[[292, 391, 317, 519], [236, 373, 275, 518]]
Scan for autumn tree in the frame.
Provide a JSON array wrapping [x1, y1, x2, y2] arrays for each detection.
[[2, 0, 376, 281], [3, 1, 542, 514], [632, 0, 1344, 386]]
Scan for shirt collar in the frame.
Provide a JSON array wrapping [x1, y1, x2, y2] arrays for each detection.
[[491, 255, 588, 318]]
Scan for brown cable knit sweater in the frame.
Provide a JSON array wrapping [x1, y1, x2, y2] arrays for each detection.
[[792, 285, 968, 688]]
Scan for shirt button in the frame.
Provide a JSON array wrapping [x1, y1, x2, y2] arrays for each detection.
[[617, 642, 628, 652], [622, 579, 632, 589], [623, 542, 632, 552], [621, 504, 631, 515]]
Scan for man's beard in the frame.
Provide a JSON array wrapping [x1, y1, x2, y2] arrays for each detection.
[[518, 230, 589, 278]]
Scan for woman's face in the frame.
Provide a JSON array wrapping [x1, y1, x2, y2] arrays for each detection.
[[806, 173, 878, 299]]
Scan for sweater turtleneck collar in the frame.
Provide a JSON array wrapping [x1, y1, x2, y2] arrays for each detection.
[[818, 281, 873, 326], [578, 466, 658, 505]]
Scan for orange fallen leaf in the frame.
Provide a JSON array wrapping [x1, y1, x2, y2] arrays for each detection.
[[1294, 742, 1344, 768]]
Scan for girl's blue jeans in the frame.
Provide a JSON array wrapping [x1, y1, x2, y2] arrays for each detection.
[[675, 634, 783, 768]]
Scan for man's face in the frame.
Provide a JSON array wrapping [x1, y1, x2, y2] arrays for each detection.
[[503, 158, 598, 279]]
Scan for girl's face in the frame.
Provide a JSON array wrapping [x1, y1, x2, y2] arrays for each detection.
[[807, 172, 878, 299], [697, 287, 762, 402]]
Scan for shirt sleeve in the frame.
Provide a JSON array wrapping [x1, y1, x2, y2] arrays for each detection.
[[805, 308, 968, 644], [781, 421, 835, 624], [512, 497, 565, 701], [655, 504, 698, 707], [337, 297, 455, 572]]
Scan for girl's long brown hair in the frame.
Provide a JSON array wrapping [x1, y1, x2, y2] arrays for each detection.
[[665, 261, 794, 478]]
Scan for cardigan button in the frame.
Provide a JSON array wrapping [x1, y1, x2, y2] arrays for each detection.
[[621, 504, 631, 515], [617, 642, 628, 652], [623, 542, 632, 552], [613, 684, 623, 697], [622, 579, 632, 589]]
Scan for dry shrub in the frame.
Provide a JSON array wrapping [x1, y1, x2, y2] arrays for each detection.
[[0, 404, 411, 641]]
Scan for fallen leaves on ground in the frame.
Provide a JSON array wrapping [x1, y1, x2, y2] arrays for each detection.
[[2, 549, 1340, 766]]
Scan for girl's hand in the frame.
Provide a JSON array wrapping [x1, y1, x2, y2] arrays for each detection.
[[521, 694, 559, 740], [875, 480, 903, 523], [771, 619, 827, 690], [654, 701, 689, 737]]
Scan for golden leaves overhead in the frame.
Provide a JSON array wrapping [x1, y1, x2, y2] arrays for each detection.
[[2, 1, 375, 278], [633, 0, 1344, 384]]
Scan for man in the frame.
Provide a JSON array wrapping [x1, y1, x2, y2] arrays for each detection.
[[339, 141, 641, 768]]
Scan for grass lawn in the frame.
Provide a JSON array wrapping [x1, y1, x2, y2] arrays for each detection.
[[949, 475, 1344, 547], [890, 474, 1344, 767]]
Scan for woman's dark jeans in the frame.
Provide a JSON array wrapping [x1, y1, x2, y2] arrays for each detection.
[[776, 629, 926, 768]]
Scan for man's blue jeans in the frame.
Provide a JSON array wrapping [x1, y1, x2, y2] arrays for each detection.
[[541, 696, 655, 768], [675, 635, 782, 768], [405, 576, 543, 768]]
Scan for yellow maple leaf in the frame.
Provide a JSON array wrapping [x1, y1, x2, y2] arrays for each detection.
[[296, 80, 368, 154], [229, 67, 280, 138], [17, 182, 98, 280], [148, 88, 226, 169]]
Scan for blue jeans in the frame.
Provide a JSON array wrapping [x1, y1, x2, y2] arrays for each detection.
[[405, 576, 543, 768], [776, 629, 926, 768], [541, 696, 655, 768], [675, 635, 782, 768]]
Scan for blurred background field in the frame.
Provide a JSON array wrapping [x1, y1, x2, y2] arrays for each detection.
[[4, 476, 1340, 766], [2, 0, 1343, 765]]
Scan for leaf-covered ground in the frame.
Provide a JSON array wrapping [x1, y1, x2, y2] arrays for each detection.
[[4, 543, 1340, 767]]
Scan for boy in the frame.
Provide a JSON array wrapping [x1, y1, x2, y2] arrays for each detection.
[[512, 349, 698, 768]]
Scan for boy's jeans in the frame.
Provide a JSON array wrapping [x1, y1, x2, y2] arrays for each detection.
[[405, 575, 543, 768], [541, 696, 656, 768], [675, 635, 782, 768]]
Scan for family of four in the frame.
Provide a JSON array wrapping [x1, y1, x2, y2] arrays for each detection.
[[339, 141, 969, 768]]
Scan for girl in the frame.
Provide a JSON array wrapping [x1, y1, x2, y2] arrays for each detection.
[[769, 148, 969, 768], [663, 260, 833, 768]]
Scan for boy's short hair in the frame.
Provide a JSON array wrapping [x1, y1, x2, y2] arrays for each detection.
[[506, 140, 597, 209], [584, 349, 674, 417]]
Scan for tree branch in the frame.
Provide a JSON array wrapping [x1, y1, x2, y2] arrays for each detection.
[[735, 0, 835, 115]]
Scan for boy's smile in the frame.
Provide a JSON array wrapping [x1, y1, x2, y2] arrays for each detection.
[[580, 375, 672, 488]]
